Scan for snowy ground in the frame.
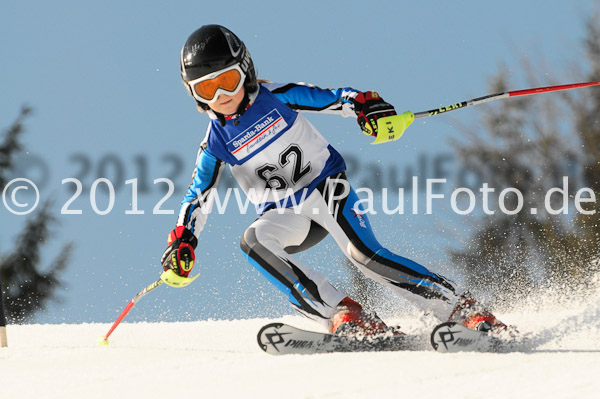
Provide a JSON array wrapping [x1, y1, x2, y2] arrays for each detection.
[[2, 292, 600, 399]]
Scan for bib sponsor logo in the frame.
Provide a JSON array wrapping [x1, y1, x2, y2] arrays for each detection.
[[227, 109, 288, 160]]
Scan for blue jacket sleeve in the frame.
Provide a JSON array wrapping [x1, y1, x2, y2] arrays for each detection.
[[263, 82, 360, 117], [177, 143, 225, 238]]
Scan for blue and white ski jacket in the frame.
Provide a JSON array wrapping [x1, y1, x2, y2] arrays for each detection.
[[177, 82, 361, 237]]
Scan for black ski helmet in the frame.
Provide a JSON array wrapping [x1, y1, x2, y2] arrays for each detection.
[[180, 25, 258, 112]]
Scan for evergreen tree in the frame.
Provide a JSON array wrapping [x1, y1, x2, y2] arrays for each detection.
[[0, 107, 72, 323], [450, 17, 600, 305]]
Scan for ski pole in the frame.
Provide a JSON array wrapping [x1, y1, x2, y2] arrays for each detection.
[[99, 269, 199, 345], [99, 278, 164, 345], [371, 81, 600, 144], [413, 81, 600, 119]]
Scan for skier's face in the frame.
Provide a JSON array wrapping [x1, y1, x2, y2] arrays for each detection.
[[208, 86, 246, 116]]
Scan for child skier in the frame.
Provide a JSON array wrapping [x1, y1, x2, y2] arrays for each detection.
[[161, 24, 507, 335]]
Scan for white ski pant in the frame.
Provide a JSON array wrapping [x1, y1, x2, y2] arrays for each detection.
[[240, 174, 460, 329]]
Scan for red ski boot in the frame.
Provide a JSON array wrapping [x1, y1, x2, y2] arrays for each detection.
[[449, 293, 508, 333], [329, 297, 390, 335]]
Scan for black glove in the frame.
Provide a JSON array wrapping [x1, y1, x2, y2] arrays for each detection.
[[352, 91, 397, 137], [160, 226, 198, 277]]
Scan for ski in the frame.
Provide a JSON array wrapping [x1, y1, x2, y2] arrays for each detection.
[[257, 322, 428, 355], [258, 321, 521, 355], [430, 321, 516, 353]]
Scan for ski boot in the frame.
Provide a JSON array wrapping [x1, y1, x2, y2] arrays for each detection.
[[329, 297, 394, 336], [449, 293, 508, 334]]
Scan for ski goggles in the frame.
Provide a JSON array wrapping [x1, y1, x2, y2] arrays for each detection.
[[187, 64, 246, 104]]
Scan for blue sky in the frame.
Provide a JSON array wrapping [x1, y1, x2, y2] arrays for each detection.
[[1, 0, 595, 323]]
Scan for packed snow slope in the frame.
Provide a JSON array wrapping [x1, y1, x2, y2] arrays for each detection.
[[2, 291, 600, 399]]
